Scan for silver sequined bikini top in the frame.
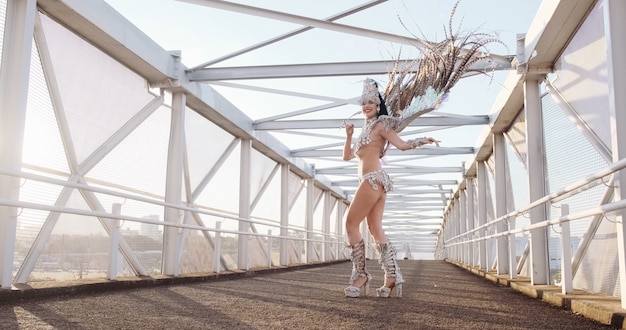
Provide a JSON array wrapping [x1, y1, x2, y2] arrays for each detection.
[[352, 116, 399, 158]]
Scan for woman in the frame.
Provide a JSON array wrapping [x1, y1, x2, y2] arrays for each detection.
[[343, 79, 439, 298]]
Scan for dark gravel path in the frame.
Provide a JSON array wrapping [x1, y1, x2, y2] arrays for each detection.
[[0, 260, 616, 329]]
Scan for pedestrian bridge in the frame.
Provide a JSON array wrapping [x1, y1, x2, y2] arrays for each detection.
[[1, 0, 626, 329]]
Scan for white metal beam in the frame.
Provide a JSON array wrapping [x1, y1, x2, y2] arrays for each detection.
[[189, 59, 511, 81], [187, 0, 389, 70], [163, 92, 186, 276], [255, 116, 489, 130], [179, 0, 514, 69], [525, 78, 549, 284], [604, 0, 626, 309], [0, 0, 37, 288]]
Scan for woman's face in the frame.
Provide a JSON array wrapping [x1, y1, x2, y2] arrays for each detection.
[[361, 99, 378, 119]]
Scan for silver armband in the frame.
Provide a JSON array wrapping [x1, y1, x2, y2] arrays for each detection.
[[409, 138, 423, 149]]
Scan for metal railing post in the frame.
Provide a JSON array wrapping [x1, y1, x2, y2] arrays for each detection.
[[559, 204, 573, 294]]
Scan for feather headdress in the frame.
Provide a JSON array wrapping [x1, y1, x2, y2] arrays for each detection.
[[381, 0, 506, 132]]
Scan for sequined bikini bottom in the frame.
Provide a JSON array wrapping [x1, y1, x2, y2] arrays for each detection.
[[360, 169, 393, 192]]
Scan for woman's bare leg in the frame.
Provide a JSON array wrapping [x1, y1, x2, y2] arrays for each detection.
[[365, 192, 387, 242], [345, 182, 383, 245], [344, 181, 384, 292]]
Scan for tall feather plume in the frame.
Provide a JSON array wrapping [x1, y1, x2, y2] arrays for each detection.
[[383, 0, 506, 132]]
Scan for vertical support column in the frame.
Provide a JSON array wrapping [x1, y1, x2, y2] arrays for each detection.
[[441, 213, 448, 259], [215, 221, 222, 273], [107, 203, 121, 280], [446, 205, 454, 260], [453, 200, 460, 262], [604, 0, 626, 308], [559, 204, 573, 294], [238, 138, 251, 270], [337, 201, 346, 258], [476, 161, 489, 271], [280, 164, 289, 266], [0, 0, 36, 289], [305, 177, 314, 263], [267, 230, 272, 268], [459, 189, 467, 264], [466, 178, 476, 266], [322, 191, 331, 262], [450, 203, 456, 261], [477, 162, 488, 269], [494, 133, 510, 275], [163, 92, 186, 276], [525, 78, 549, 285]]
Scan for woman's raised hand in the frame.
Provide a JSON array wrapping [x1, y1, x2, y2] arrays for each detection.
[[343, 120, 354, 136]]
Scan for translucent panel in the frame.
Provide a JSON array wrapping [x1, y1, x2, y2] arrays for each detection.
[[573, 215, 620, 296], [0, 0, 4, 59], [88, 107, 171, 201], [543, 88, 609, 284], [505, 112, 528, 170], [28, 189, 109, 282], [288, 238, 304, 265], [14, 208, 48, 271], [551, 2, 609, 148], [39, 15, 154, 164], [122, 224, 163, 275], [250, 148, 279, 212], [179, 230, 214, 274], [184, 108, 236, 194], [312, 186, 324, 231], [218, 235, 238, 271], [248, 236, 270, 269], [249, 167, 281, 222], [543, 95, 608, 234], [23, 31, 69, 173], [288, 179, 307, 231], [328, 197, 339, 239], [196, 144, 241, 232], [504, 132, 530, 267]]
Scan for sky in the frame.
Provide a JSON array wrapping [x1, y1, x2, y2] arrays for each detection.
[[102, 0, 543, 116], [101, 0, 543, 160]]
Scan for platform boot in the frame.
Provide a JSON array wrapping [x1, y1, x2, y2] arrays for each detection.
[[374, 241, 404, 297], [344, 239, 371, 298]]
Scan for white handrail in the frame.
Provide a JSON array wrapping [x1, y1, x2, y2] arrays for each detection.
[[444, 156, 626, 244]]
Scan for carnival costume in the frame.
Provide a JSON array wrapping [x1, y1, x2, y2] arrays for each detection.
[[345, 1, 503, 298]]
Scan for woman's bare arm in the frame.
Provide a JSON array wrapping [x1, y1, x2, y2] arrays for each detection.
[[343, 121, 355, 161], [381, 127, 440, 151]]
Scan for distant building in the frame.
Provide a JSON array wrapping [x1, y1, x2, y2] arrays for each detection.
[[548, 235, 581, 271], [140, 215, 162, 241]]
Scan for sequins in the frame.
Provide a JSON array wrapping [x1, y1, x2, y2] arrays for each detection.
[[352, 116, 399, 157], [360, 169, 393, 192]]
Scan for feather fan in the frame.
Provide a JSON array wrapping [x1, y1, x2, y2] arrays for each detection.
[[383, 0, 506, 132]]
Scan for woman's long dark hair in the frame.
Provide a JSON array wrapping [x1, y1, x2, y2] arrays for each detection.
[[377, 92, 388, 116], [372, 80, 389, 116]]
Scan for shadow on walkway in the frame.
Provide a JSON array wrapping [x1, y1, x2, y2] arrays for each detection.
[[0, 260, 616, 329]]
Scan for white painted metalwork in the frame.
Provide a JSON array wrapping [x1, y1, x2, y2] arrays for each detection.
[[494, 133, 509, 274], [163, 92, 186, 276], [604, 0, 626, 308], [107, 203, 121, 280], [524, 78, 550, 285], [559, 204, 573, 294], [477, 161, 488, 269], [0, 0, 36, 288], [238, 138, 251, 270]]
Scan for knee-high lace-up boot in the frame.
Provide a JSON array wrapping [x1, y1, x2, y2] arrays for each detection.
[[375, 241, 404, 297], [344, 239, 371, 298]]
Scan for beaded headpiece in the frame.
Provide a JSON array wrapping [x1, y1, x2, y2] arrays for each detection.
[[359, 78, 381, 106]]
